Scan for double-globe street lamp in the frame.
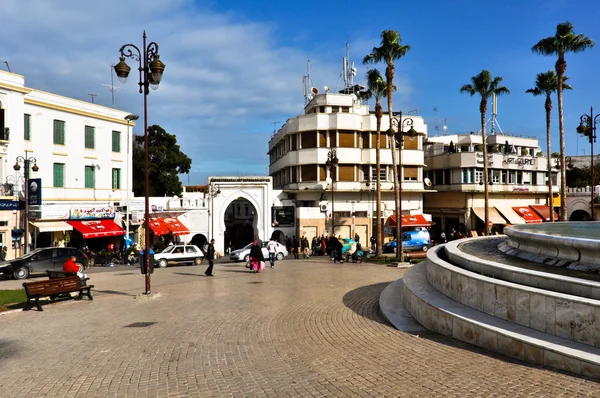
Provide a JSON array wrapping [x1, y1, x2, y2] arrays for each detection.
[[124, 114, 139, 241], [325, 149, 339, 236], [388, 113, 417, 259], [207, 183, 221, 242], [576, 107, 599, 221], [13, 155, 39, 255], [114, 32, 165, 294]]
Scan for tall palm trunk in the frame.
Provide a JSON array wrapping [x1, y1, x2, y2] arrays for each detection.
[[480, 101, 489, 235], [545, 95, 554, 221], [376, 106, 382, 256], [386, 65, 402, 258], [557, 57, 567, 221]]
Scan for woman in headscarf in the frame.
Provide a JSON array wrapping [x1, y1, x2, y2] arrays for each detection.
[[249, 240, 265, 273]]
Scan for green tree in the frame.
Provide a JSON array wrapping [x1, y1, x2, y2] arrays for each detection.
[[526, 71, 572, 221], [532, 21, 594, 220], [460, 70, 509, 234], [361, 68, 394, 256], [363, 29, 410, 258], [132, 124, 192, 197]]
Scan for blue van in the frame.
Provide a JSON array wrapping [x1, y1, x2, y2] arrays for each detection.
[[383, 230, 431, 253]]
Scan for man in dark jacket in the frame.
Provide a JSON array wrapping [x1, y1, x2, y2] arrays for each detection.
[[204, 239, 215, 276], [292, 236, 299, 259]]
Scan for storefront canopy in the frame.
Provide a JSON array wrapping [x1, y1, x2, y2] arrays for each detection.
[[147, 218, 170, 236], [30, 220, 73, 232], [388, 214, 430, 228], [471, 207, 507, 225], [512, 206, 543, 223], [494, 206, 526, 225], [67, 220, 125, 239], [530, 205, 559, 222], [160, 218, 190, 235]]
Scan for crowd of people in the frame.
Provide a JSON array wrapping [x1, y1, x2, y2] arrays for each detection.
[[280, 233, 363, 264]]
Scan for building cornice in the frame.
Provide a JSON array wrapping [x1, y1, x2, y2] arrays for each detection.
[[24, 98, 131, 125], [0, 82, 32, 94]]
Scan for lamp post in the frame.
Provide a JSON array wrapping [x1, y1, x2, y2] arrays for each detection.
[[13, 155, 39, 255], [207, 183, 221, 241], [124, 114, 139, 240], [114, 32, 166, 294], [577, 107, 598, 221], [326, 149, 339, 236], [389, 113, 417, 259]]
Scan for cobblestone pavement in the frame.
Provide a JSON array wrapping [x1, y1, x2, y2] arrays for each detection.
[[0, 257, 598, 397]]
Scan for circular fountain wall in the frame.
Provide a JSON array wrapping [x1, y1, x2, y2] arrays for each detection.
[[503, 221, 600, 271]]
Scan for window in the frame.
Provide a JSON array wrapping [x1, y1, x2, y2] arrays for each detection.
[[300, 131, 317, 148], [462, 168, 473, 184], [338, 131, 354, 147], [403, 166, 419, 181], [85, 126, 95, 149], [112, 168, 121, 189], [53, 163, 65, 188], [371, 167, 386, 182], [301, 164, 317, 181], [475, 169, 483, 184], [112, 131, 121, 152], [85, 166, 95, 188], [53, 120, 65, 145], [338, 165, 354, 181], [24, 114, 31, 141]]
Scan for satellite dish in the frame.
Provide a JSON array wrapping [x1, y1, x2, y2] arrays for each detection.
[[311, 87, 319, 95], [424, 178, 432, 187], [324, 86, 330, 92]]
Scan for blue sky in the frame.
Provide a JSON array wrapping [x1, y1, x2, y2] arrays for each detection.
[[2, 0, 600, 185]]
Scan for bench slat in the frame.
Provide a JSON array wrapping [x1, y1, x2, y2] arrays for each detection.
[[23, 277, 94, 311]]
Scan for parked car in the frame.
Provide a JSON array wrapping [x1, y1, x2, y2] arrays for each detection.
[[383, 230, 431, 253], [229, 241, 288, 262], [154, 244, 204, 268], [0, 247, 89, 280]]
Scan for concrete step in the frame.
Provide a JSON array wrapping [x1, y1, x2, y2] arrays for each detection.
[[379, 279, 425, 332], [400, 262, 600, 379]]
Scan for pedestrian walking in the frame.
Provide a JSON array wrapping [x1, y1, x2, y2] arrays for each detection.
[[321, 236, 327, 256], [204, 239, 215, 276], [328, 234, 337, 261], [255, 234, 263, 247], [370, 235, 376, 251], [266, 238, 278, 268], [292, 236, 299, 259], [249, 240, 265, 272], [285, 236, 291, 254]]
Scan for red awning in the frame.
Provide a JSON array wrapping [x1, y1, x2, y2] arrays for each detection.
[[388, 214, 430, 228], [67, 220, 125, 239], [147, 218, 170, 235], [512, 206, 543, 223], [530, 205, 559, 222], [160, 217, 190, 235]]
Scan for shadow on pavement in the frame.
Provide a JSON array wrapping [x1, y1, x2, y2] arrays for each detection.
[[95, 289, 136, 297], [173, 272, 204, 277], [342, 282, 392, 327]]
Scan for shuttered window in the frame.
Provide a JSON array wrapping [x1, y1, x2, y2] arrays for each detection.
[[112, 131, 121, 152], [291, 134, 297, 151], [84, 126, 95, 149], [329, 131, 337, 147], [403, 166, 419, 181], [112, 168, 121, 189], [319, 131, 326, 147], [291, 167, 297, 183], [53, 120, 65, 145], [338, 130, 354, 147], [85, 166, 95, 188], [301, 131, 317, 148], [24, 114, 31, 141], [319, 165, 326, 180], [338, 165, 355, 181], [362, 132, 370, 148], [53, 163, 65, 188], [301, 165, 317, 181], [403, 134, 418, 150]]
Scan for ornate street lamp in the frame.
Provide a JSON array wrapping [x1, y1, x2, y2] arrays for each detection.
[[577, 107, 599, 221], [13, 155, 39, 255], [325, 149, 339, 236], [389, 113, 417, 259], [124, 114, 139, 241], [115, 32, 165, 294], [207, 183, 221, 242]]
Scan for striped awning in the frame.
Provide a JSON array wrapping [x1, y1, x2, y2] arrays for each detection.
[[30, 220, 73, 233], [471, 207, 507, 225], [494, 206, 526, 225]]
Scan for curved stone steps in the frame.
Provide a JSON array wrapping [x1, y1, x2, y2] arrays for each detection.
[[398, 262, 600, 379]]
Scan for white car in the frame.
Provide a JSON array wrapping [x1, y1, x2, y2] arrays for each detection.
[[154, 244, 204, 268], [229, 241, 288, 262]]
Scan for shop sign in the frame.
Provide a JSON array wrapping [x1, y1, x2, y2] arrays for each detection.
[[503, 156, 537, 166], [513, 186, 530, 192], [0, 199, 21, 210], [28, 178, 42, 206], [71, 207, 115, 219]]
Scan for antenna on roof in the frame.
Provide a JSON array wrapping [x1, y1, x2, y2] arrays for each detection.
[[272, 121, 280, 134], [434, 107, 439, 135], [3, 61, 10, 73], [88, 94, 97, 104], [342, 42, 357, 93], [102, 64, 121, 108], [303, 60, 315, 104]]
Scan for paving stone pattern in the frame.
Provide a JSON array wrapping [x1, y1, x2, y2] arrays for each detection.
[[0, 258, 598, 397]]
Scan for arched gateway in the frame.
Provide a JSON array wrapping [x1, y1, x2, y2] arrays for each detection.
[[208, 177, 274, 254]]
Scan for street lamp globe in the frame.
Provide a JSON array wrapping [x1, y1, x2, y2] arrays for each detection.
[[114, 57, 131, 84]]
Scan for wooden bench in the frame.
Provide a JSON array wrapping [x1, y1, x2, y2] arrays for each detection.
[[46, 270, 88, 286], [22, 277, 94, 311]]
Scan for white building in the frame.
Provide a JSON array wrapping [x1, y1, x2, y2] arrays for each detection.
[[423, 133, 559, 235], [0, 70, 133, 258], [268, 89, 429, 244]]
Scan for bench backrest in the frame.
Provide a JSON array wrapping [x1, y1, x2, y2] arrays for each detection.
[[46, 270, 78, 279], [23, 277, 82, 295]]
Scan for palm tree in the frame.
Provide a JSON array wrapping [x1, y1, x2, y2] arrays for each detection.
[[526, 71, 572, 222], [362, 69, 394, 256], [532, 22, 594, 221], [363, 30, 410, 258], [460, 70, 510, 234]]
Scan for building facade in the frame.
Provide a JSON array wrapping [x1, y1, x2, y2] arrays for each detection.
[[0, 70, 133, 258]]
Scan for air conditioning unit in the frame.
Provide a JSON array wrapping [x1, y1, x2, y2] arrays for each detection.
[[320, 204, 328, 212]]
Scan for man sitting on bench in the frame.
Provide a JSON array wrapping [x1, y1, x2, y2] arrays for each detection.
[[63, 255, 87, 280]]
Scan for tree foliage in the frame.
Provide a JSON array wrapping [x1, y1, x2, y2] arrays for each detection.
[[132, 125, 192, 197]]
